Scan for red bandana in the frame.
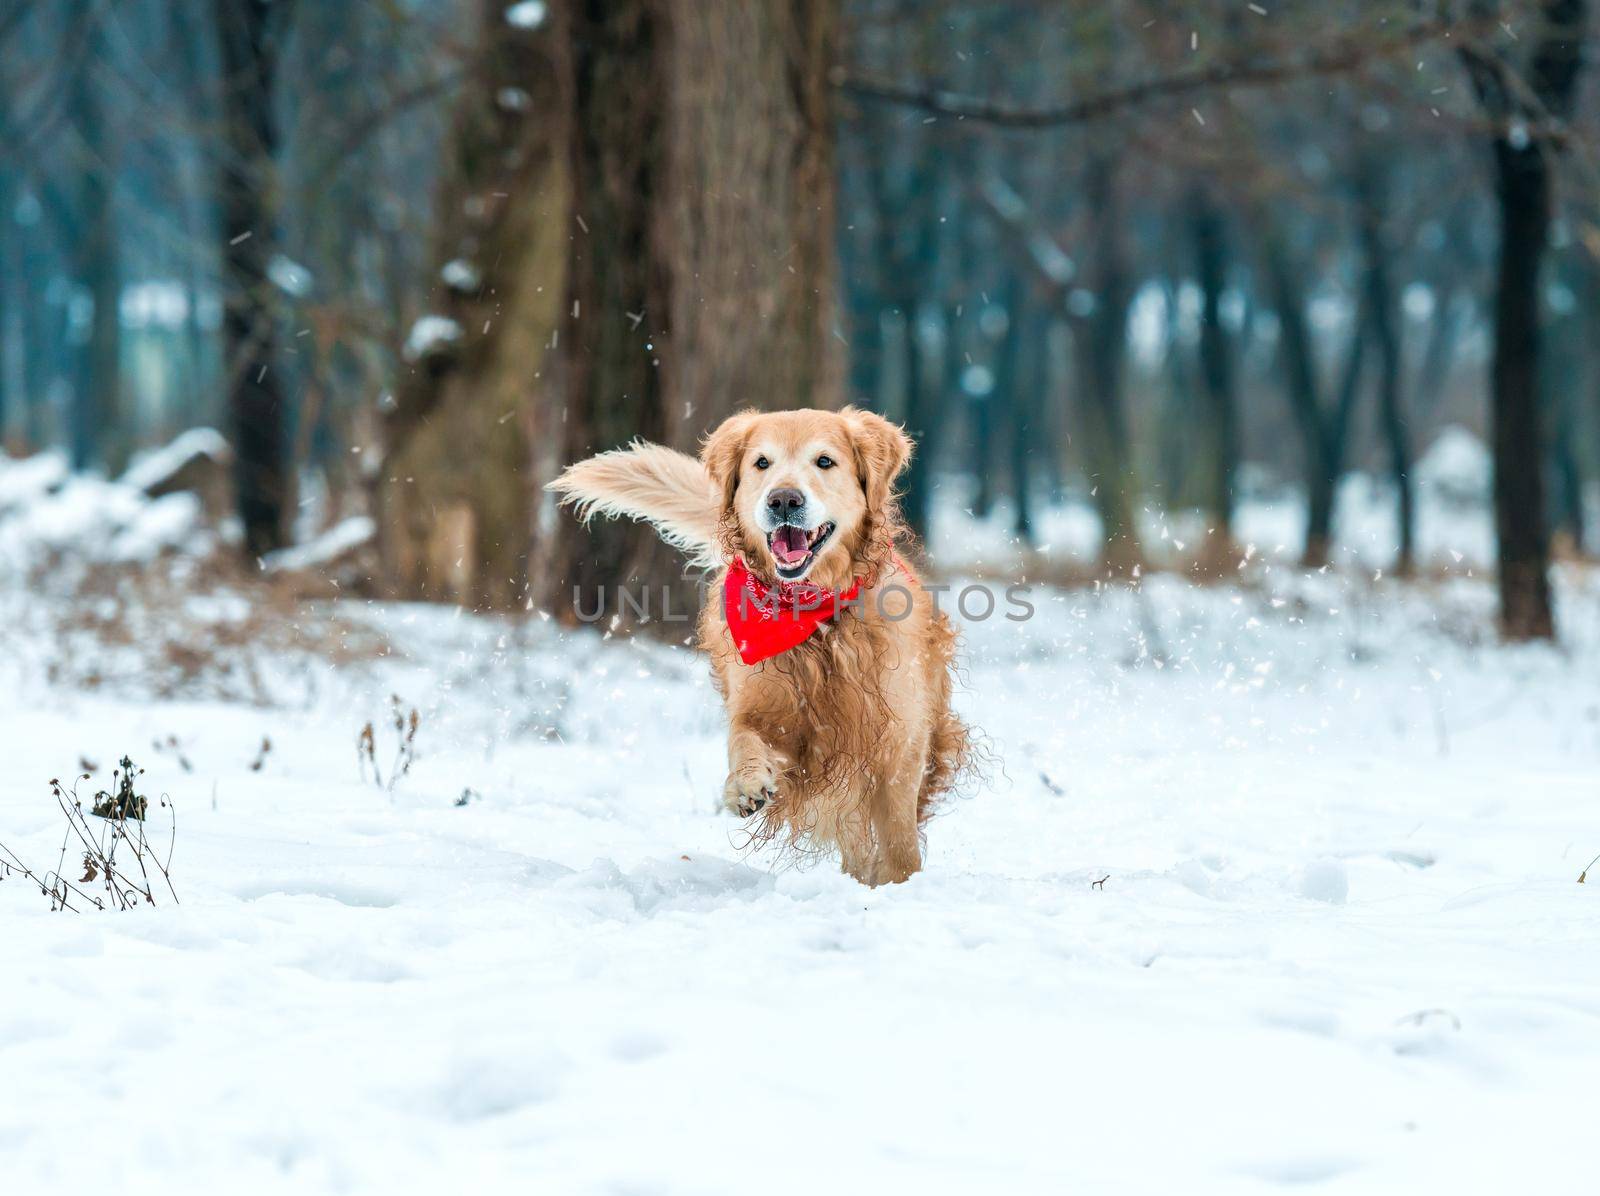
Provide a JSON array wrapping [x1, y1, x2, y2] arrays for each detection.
[[723, 557, 862, 665]]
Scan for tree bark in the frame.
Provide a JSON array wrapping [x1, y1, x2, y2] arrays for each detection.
[[1489, 132, 1564, 605], [214, 0, 294, 556], [1462, 0, 1586, 639], [378, 1, 565, 609], [544, 0, 840, 626], [1486, 138, 1555, 636]]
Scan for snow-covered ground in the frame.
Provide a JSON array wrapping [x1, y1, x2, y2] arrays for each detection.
[[4, 453, 1600, 1191]]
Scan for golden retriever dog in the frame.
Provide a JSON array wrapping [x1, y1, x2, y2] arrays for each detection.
[[550, 407, 971, 885]]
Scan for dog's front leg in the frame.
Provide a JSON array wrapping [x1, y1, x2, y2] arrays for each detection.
[[722, 721, 789, 817]]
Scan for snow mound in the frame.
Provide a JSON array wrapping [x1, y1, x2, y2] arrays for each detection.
[[0, 449, 69, 516], [120, 427, 231, 495], [262, 515, 376, 575], [0, 468, 209, 569]]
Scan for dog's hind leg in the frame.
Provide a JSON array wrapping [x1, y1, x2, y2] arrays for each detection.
[[837, 828, 877, 884], [868, 733, 929, 885]]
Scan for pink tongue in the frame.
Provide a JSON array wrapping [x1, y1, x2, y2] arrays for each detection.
[[772, 526, 809, 565]]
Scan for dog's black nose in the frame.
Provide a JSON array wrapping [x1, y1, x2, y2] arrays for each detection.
[[766, 488, 805, 518]]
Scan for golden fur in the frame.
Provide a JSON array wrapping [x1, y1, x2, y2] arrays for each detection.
[[550, 407, 971, 885]]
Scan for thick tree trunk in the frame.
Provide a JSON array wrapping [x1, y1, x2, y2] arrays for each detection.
[[1462, 0, 1585, 639], [548, 0, 671, 623], [378, 2, 564, 608], [214, 0, 293, 556], [1488, 141, 1556, 636], [545, 0, 840, 626], [657, 0, 839, 434]]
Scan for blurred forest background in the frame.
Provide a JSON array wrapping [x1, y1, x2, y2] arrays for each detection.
[[2, 0, 1597, 640]]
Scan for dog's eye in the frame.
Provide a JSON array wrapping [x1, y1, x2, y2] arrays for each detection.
[[816, 455, 835, 469], [754, 455, 770, 470]]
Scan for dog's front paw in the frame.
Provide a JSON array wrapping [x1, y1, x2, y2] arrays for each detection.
[[723, 750, 785, 818]]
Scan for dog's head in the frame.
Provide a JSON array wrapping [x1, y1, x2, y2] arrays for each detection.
[[702, 407, 911, 588]]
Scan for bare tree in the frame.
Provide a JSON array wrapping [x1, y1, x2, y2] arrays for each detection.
[[1189, 184, 1239, 564], [1462, 0, 1588, 639], [214, 0, 294, 555], [377, 2, 563, 608], [66, 13, 120, 470]]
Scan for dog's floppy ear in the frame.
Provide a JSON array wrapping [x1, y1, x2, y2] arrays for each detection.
[[701, 410, 759, 512], [843, 406, 912, 513]]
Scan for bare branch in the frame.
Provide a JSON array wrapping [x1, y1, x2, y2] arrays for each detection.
[[837, 17, 1454, 129]]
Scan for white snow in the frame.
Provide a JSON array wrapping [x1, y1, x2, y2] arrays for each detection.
[[0, 471, 208, 569], [441, 258, 483, 292], [261, 514, 375, 573], [0, 447, 68, 514], [505, 0, 547, 29], [267, 254, 315, 299], [495, 86, 533, 114], [120, 426, 231, 495], [403, 314, 463, 362], [1416, 424, 1493, 506], [3, 455, 1600, 1190]]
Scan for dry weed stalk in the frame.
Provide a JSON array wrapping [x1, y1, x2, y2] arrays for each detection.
[[358, 695, 420, 794], [0, 756, 178, 912]]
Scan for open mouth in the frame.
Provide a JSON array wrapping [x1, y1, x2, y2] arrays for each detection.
[[766, 521, 835, 580]]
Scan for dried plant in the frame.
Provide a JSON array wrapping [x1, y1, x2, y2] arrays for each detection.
[[248, 736, 272, 772], [0, 757, 178, 912], [91, 756, 148, 821], [358, 695, 420, 794]]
